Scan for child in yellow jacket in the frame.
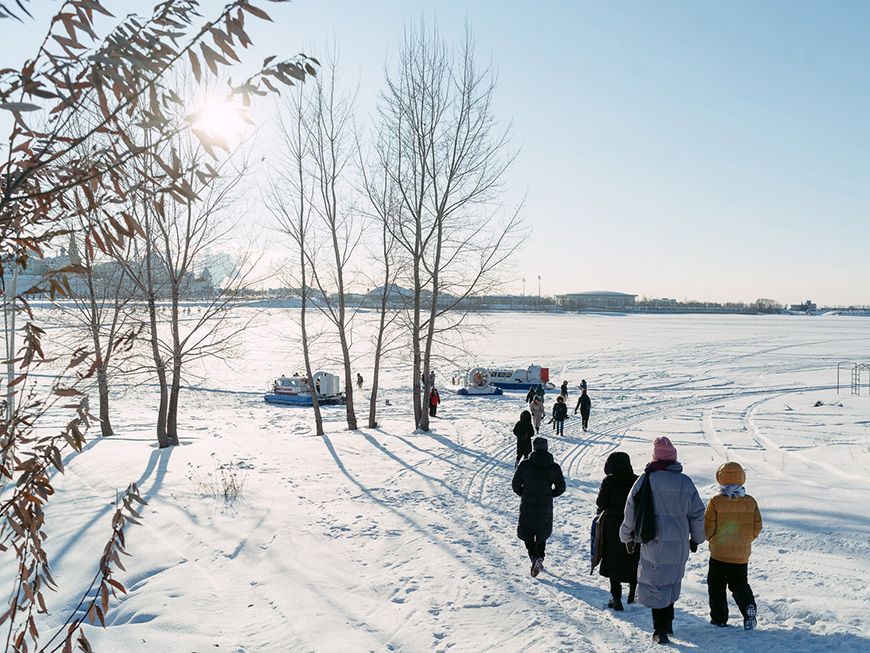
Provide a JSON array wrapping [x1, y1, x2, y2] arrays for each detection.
[[704, 461, 763, 630]]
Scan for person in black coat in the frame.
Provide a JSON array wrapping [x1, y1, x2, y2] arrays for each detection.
[[574, 388, 592, 431], [560, 381, 569, 398], [552, 395, 568, 435], [596, 451, 640, 611], [525, 386, 536, 404], [513, 410, 535, 468], [512, 437, 567, 577]]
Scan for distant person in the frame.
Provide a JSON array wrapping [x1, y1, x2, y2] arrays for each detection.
[[356, 372, 363, 389], [315, 378, 321, 394], [560, 381, 569, 398], [574, 389, 592, 431], [551, 395, 568, 435], [535, 383, 546, 401], [705, 462, 762, 630], [429, 387, 441, 417], [580, 379, 588, 392], [595, 452, 640, 611], [620, 436, 706, 645], [452, 376, 456, 386], [525, 386, 536, 404], [513, 410, 535, 468], [529, 396, 545, 434], [512, 437, 566, 578]]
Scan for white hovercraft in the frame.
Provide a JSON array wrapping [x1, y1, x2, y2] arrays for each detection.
[[485, 364, 556, 391], [264, 371, 346, 406], [456, 367, 504, 396]]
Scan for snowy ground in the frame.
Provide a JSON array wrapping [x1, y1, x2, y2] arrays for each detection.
[[6, 312, 870, 652]]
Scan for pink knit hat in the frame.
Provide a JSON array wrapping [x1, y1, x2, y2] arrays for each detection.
[[652, 436, 677, 462]]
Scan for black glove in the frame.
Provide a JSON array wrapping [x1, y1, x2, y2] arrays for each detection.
[[689, 539, 698, 553], [626, 541, 636, 555]]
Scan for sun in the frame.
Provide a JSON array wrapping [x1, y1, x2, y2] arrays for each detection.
[[188, 95, 250, 149]]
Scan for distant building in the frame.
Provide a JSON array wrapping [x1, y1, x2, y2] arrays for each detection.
[[790, 299, 817, 313], [555, 291, 637, 311]]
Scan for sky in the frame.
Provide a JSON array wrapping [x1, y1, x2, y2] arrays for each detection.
[[2, 1, 869, 305]]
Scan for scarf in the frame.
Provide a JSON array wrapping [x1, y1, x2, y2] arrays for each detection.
[[719, 484, 746, 498]]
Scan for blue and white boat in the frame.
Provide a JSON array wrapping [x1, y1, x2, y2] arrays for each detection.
[[487, 364, 555, 391], [264, 371, 346, 406]]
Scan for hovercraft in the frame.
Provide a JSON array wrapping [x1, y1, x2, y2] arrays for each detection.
[[486, 364, 555, 391], [456, 367, 503, 396], [264, 371, 346, 406]]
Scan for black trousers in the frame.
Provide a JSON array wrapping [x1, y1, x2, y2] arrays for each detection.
[[524, 537, 546, 561], [580, 411, 590, 429], [609, 577, 636, 600], [708, 557, 756, 624], [429, 404, 437, 416], [651, 604, 674, 633]]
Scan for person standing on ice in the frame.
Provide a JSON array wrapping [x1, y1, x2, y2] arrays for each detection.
[[551, 395, 568, 435], [525, 386, 536, 403], [356, 372, 363, 389], [560, 380, 569, 398], [512, 437, 566, 578], [574, 388, 592, 431], [513, 410, 535, 468], [595, 452, 640, 611], [429, 387, 441, 417], [580, 379, 588, 392], [529, 396, 545, 433], [705, 462, 762, 630], [534, 383, 546, 401], [620, 436, 705, 645]]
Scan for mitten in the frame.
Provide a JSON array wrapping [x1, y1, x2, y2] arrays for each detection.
[[689, 539, 698, 553], [626, 541, 636, 555]]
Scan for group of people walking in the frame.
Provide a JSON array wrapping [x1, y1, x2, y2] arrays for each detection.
[[511, 426, 763, 645], [522, 380, 592, 438]]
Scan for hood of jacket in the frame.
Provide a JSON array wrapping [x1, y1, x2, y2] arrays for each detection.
[[519, 410, 532, 425], [604, 451, 634, 477], [716, 461, 745, 486], [529, 450, 554, 467]]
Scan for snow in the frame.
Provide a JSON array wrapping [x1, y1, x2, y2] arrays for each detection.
[[5, 311, 870, 652]]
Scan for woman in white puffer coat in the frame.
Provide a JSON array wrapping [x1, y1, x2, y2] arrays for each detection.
[[620, 436, 705, 645]]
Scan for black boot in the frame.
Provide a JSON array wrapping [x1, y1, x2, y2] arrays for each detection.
[[652, 631, 669, 645], [607, 596, 624, 611]]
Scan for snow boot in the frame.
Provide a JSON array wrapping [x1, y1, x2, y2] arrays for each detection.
[[743, 604, 757, 631], [627, 587, 636, 604], [608, 596, 624, 611], [652, 631, 669, 645], [531, 558, 543, 578]]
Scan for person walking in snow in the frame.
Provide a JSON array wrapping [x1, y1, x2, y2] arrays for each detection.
[[525, 386, 536, 404], [529, 396, 545, 434], [580, 379, 588, 392], [596, 452, 640, 611], [429, 387, 441, 417], [512, 437, 566, 578], [705, 462, 762, 630], [513, 410, 535, 468], [356, 372, 364, 389], [560, 380, 569, 398], [551, 395, 568, 435], [620, 436, 705, 645], [574, 388, 592, 431], [534, 383, 546, 401]]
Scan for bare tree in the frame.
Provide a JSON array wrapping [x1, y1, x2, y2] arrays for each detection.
[[377, 22, 523, 431], [359, 141, 405, 429], [269, 84, 325, 435], [298, 56, 362, 430]]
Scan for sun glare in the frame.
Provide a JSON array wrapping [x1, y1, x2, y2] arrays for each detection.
[[189, 96, 250, 149]]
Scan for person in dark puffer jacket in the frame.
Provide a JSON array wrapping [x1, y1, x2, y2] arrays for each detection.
[[552, 396, 568, 435], [513, 410, 535, 468], [705, 461, 763, 630], [596, 452, 640, 611], [512, 437, 566, 578]]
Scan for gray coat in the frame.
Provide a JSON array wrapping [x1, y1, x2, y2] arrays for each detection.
[[619, 463, 705, 609]]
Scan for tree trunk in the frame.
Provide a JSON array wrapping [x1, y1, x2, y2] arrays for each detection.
[[368, 286, 390, 429], [300, 255, 324, 436], [96, 366, 113, 437], [146, 292, 174, 448], [166, 284, 181, 441], [337, 325, 357, 430]]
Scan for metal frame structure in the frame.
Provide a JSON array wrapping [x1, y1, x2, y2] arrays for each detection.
[[837, 361, 870, 395]]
